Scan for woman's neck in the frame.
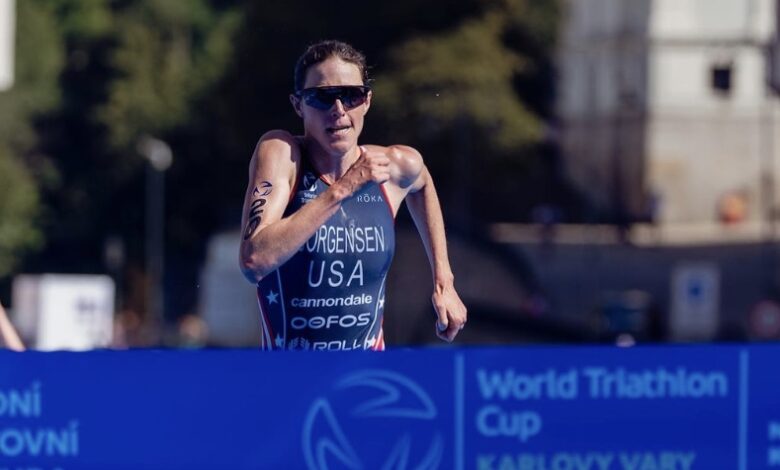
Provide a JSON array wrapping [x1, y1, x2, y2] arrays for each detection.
[[300, 137, 359, 183]]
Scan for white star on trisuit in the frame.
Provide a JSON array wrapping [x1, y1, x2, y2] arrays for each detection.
[[365, 336, 376, 348], [275, 334, 284, 348], [377, 296, 385, 309], [266, 290, 279, 304]]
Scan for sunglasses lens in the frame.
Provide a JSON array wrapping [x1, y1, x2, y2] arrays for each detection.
[[300, 87, 368, 110], [340, 88, 368, 108], [304, 91, 334, 110]]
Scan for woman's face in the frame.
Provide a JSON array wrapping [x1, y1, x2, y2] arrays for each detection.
[[292, 57, 371, 157]]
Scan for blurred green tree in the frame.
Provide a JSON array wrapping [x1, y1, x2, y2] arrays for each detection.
[[376, 8, 541, 153], [99, 0, 240, 149], [18, 0, 240, 318], [0, 147, 42, 278], [372, 0, 561, 225], [0, 0, 65, 277], [8, 0, 561, 322]]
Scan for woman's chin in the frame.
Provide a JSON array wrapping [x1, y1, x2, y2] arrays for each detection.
[[306, 131, 357, 157], [324, 139, 354, 155]]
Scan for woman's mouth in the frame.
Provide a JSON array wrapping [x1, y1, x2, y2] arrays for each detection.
[[326, 125, 351, 136]]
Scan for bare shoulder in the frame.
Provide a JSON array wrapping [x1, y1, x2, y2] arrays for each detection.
[[249, 130, 301, 179], [365, 144, 424, 189], [253, 130, 301, 164]]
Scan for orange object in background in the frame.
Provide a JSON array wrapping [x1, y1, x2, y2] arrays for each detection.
[[717, 191, 747, 224]]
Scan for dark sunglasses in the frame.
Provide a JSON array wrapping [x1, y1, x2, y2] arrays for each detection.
[[294, 86, 371, 110]]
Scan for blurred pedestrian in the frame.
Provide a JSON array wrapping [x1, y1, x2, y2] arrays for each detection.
[[239, 40, 466, 350], [0, 300, 25, 351]]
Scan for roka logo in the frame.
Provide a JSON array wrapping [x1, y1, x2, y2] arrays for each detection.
[[302, 370, 444, 469]]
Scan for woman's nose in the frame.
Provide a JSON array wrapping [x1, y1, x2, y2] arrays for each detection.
[[330, 99, 347, 116]]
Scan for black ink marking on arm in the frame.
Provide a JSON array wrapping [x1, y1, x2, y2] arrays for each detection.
[[243, 182, 273, 240]]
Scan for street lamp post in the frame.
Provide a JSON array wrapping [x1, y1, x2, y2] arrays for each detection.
[[138, 136, 172, 344]]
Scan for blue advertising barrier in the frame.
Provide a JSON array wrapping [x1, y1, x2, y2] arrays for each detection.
[[0, 344, 779, 470]]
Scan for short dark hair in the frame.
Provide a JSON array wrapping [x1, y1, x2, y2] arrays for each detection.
[[293, 40, 369, 92]]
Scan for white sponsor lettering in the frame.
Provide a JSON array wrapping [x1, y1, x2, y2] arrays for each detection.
[[769, 421, 780, 440], [290, 313, 371, 330], [291, 294, 373, 308], [619, 452, 696, 470], [477, 452, 614, 470], [770, 446, 780, 466], [583, 367, 728, 399], [305, 225, 386, 254], [476, 369, 577, 400], [0, 422, 79, 457], [356, 194, 383, 203], [0, 383, 42, 418], [475, 367, 728, 401], [475, 405, 541, 442], [476, 452, 695, 470], [311, 339, 367, 351], [308, 260, 364, 288]]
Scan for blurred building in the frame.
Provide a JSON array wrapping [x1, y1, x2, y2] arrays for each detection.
[[558, 0, 780, 227], [199, 231, 261, 347], [0, 0, 14, 91]]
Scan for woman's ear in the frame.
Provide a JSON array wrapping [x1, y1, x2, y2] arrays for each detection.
[[364, 90, 372, 112], [290, 94, 303, 118]]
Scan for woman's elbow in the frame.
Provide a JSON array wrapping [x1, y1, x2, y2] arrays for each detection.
[[239, 249, 269, 284]]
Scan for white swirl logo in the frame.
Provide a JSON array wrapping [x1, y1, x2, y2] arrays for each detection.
[[303, 172, 319, 192], [302, 370, 444, 469]]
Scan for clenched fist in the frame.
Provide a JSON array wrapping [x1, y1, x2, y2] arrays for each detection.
[[337, 146, 391, 196]]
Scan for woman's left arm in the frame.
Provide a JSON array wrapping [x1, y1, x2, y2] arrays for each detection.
[[398, 147, 467, 342]]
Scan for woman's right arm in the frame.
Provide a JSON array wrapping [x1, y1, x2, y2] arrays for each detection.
[[240, 131, 389, 284], [238, 132, 360, 284], [238, 131, 334, 284]]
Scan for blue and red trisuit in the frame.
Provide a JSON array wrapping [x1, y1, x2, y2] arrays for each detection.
[[256, 156, 395, 351]]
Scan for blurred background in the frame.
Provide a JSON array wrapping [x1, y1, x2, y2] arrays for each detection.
[[2, 0, 780, 350]]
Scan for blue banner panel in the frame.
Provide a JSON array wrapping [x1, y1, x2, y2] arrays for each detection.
[[464, 346, 737, 470], [0, 344, 776, 470], [748, 345, 780, 470]]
